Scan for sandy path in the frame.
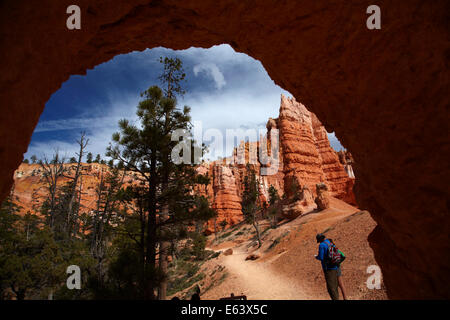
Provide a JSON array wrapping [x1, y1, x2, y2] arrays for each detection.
[[206, 247, 308, 300]]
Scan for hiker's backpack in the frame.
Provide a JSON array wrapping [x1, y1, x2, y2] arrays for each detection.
[[326, 240, 345, 266]]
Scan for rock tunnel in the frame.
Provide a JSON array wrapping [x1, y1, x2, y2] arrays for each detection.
[[0, 0, 448, 299]]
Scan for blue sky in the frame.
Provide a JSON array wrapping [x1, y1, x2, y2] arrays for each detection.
[[25, 44, 343, 161]]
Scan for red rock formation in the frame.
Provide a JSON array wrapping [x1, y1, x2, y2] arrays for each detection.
[[279, 95, 356, 208], [0, 1, 448, 299], [201, 97, 356, 226], [203, 136, 286, 232], [210, 164, 243, 226], [11, 162, 133, 217], [315, 183, 331, 211], [337, 150, 355, 179]]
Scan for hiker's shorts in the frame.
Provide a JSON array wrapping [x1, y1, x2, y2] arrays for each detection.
[[337, 266, 342, 277], [324, 269, 339, 300]]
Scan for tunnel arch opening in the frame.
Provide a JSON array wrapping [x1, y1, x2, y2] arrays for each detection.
[[0, 1, 448, 299]]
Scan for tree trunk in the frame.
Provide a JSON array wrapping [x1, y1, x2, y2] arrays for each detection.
[[252, 216, 262, 248], [145, 153, 158, 300], [66, 134, 87, 237], [158, 223, 169, 300], [158, 172, 169, 299]]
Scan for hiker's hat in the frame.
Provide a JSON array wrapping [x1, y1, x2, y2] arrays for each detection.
[[316, 233, 325, 243]]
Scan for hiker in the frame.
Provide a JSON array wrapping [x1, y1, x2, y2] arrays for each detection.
[[315, 233, 341, 300], [329, 238, 348, 300]]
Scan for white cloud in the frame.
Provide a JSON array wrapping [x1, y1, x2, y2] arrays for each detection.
[[193, 62, 226, 90], [34, 117, 121, 133]]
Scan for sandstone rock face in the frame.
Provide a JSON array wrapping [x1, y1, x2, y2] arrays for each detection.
[[11, 162, 133, 217], [0, 1, 448, 299], [337, 150, 355, 179], [204, 137, 286, 232], [211, 164, 243, 226], [279, 95, 355, 206], [201, 98, 355, 227], [315, 183, 331, 211], [281, 200, 310, 220], [223, 248, 233, 256]]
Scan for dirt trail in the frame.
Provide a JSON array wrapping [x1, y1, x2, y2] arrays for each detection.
[[205, 247, 309, 300], [200, 198, 386, 300]]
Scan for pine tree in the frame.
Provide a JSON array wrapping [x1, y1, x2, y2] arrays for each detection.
[[241, 165, 262, 248], [267, 185, 280, 228], [89, 165, 127, 288], [0, 196, 64, 300], [64, 132, 88, 238], [106, 71, 214, 299], [39, 152, 66, 230], [220, 219, 228, 231]]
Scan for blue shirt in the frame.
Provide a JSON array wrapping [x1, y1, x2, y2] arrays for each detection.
[[315, 239, 338, 271]]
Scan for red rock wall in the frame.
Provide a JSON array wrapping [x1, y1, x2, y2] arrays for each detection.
[[201, 97, 355, 229], [11, 162, 133, 217], [0, 0, 449, 299], [279, 95, 355, 204], [211, 164, 243, 227]]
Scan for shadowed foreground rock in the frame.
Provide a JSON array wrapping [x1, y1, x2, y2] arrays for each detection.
[[0, 0, 449, 299]]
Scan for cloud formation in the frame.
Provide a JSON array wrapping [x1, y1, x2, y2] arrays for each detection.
[[193, 62, 226, 90]]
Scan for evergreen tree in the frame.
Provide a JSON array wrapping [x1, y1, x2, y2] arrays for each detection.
[[0, 197, 64, 300], [158, 56, 186, 99], [241, 165, 262, 248], [267, 185, 280, 228], [64, 132, 88, 238], [78, 165, 128, 295], [106, 78, 214, 299], [39, 152, 66, 230], [86, 152, 93, 164], [219, 219, 228, 231]]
